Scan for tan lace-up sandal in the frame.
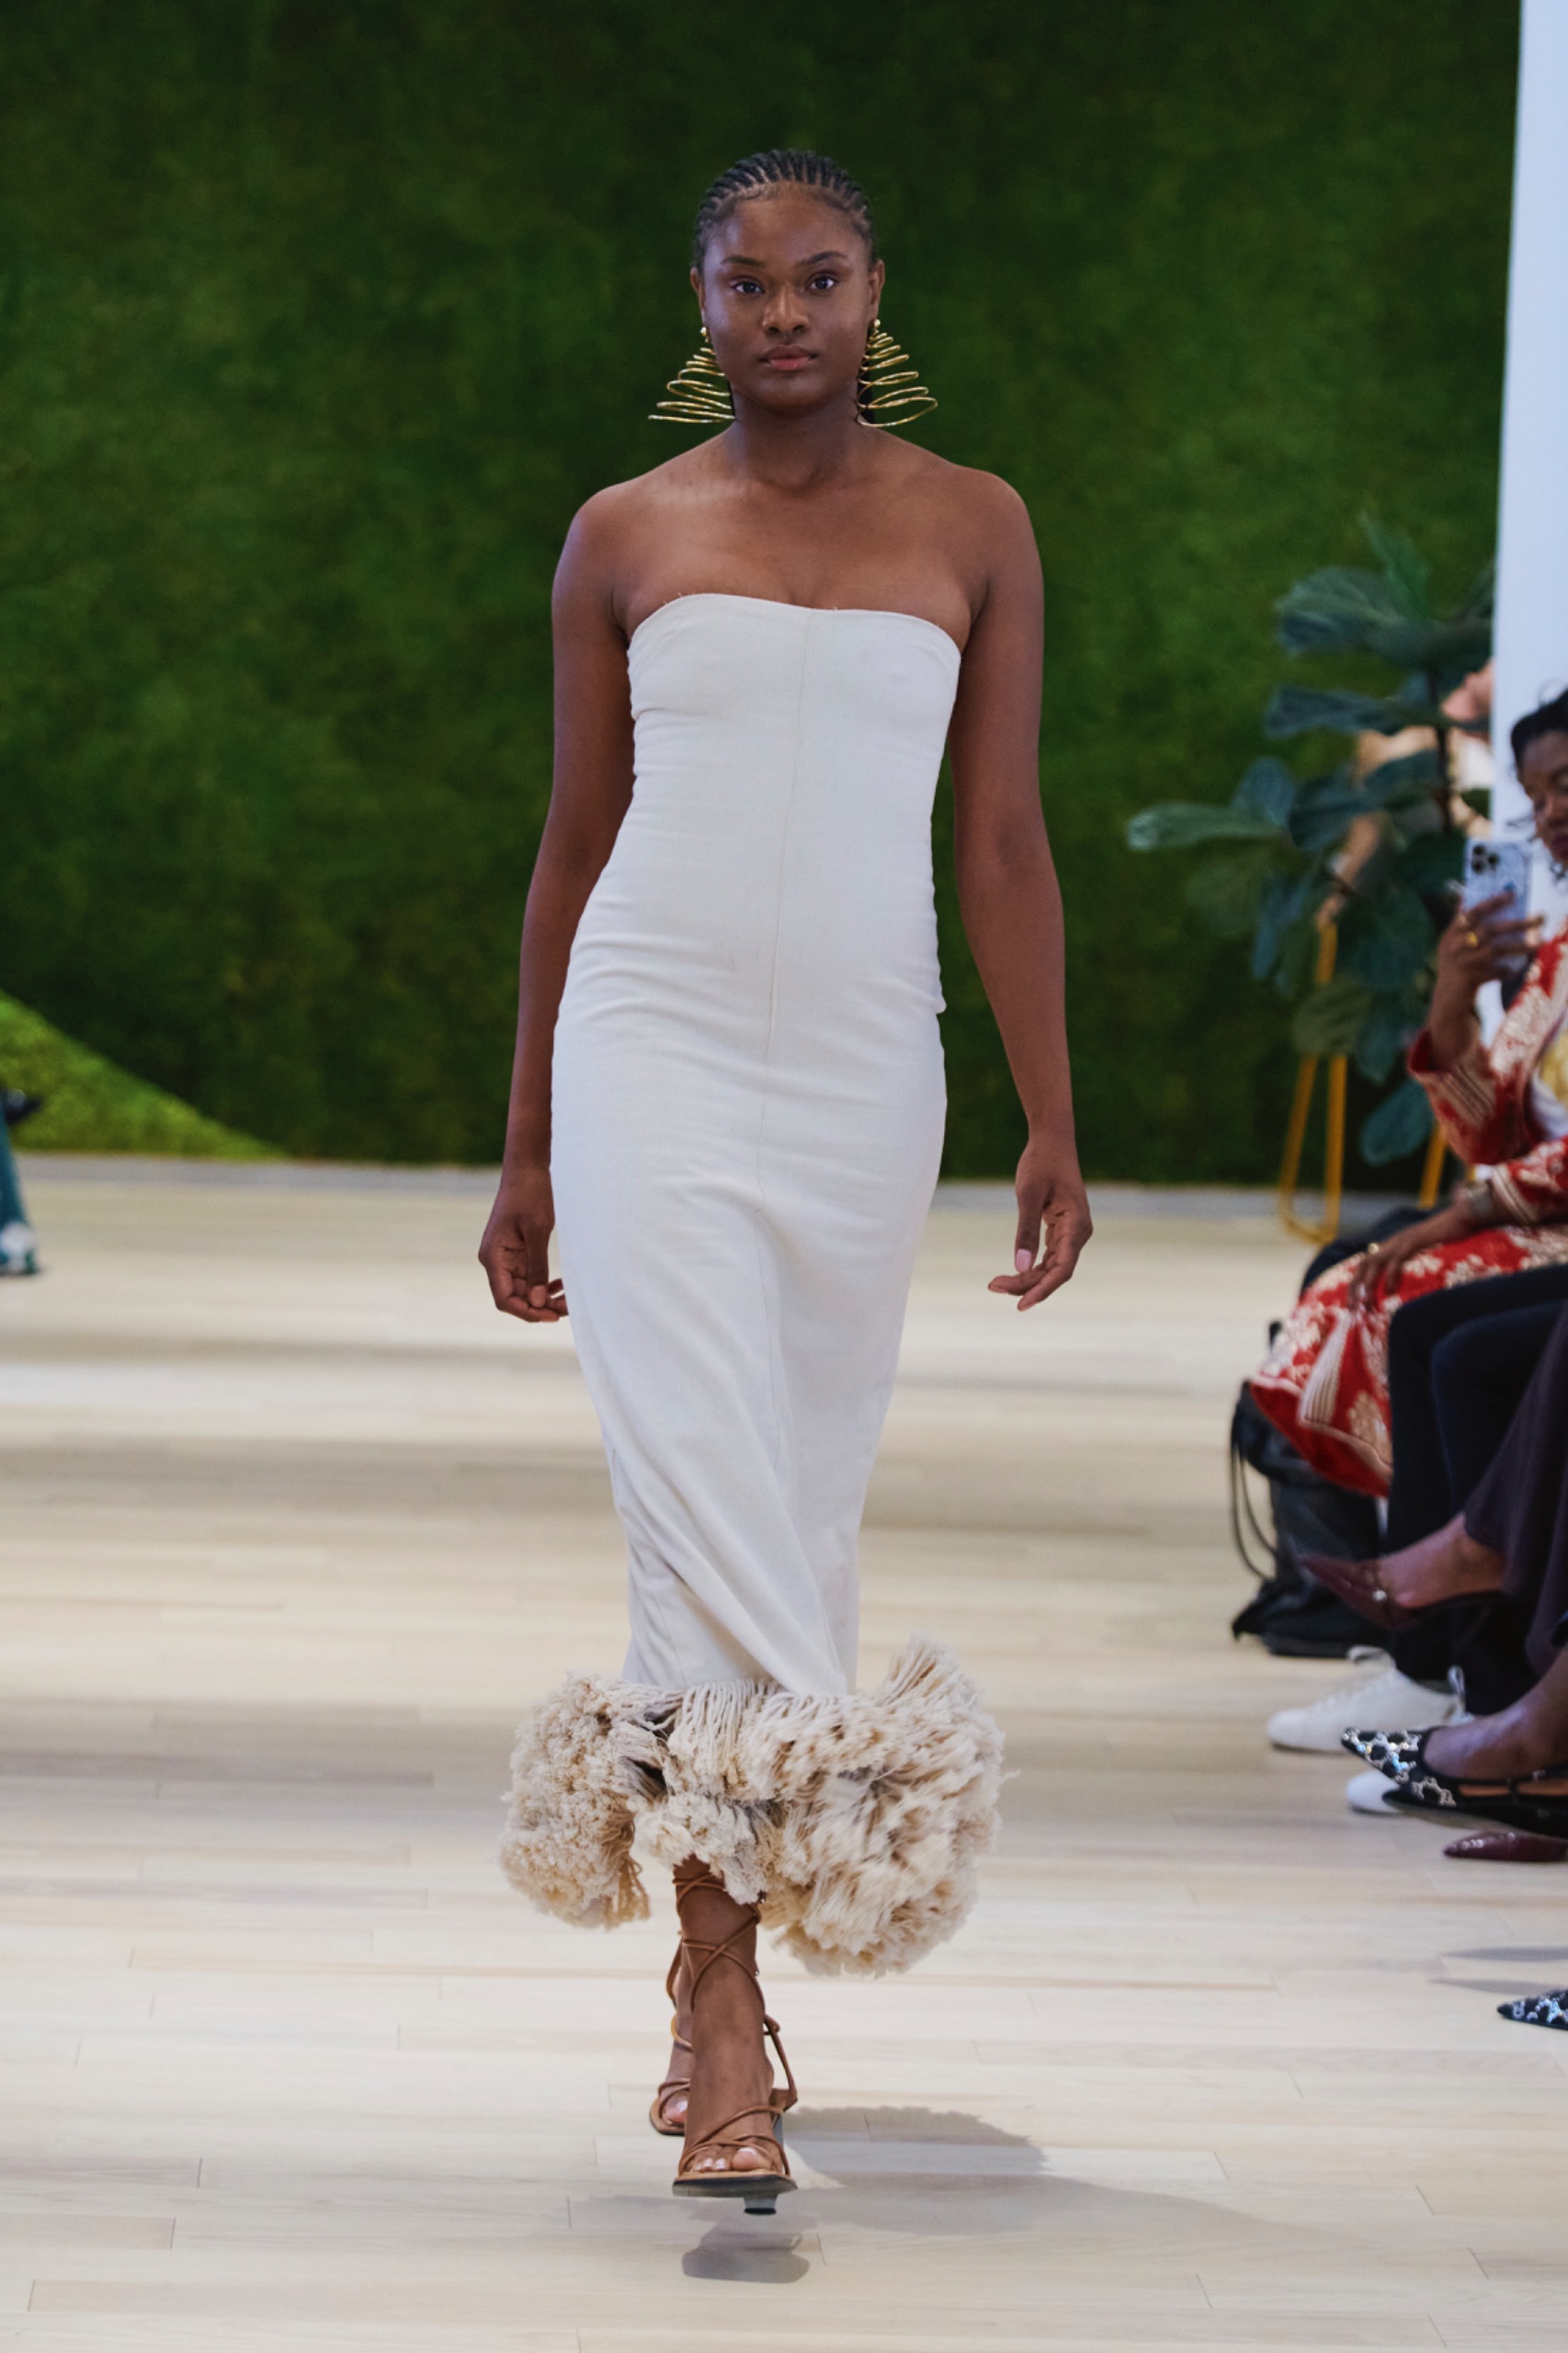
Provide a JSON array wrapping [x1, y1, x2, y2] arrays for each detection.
[[671, 1900, 798, 2215], [649, 1939, 692, 2137]]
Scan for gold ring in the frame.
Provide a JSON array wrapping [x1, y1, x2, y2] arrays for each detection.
[[1466, 928, 1481, 948]]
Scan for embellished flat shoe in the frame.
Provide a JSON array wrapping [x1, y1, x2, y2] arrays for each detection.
[[1499, 1988, 1568, 2029], [1343, 1727, 1568, 1834]]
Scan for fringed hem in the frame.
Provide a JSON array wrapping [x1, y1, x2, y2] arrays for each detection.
[[498, 1639, 1003, 1976]]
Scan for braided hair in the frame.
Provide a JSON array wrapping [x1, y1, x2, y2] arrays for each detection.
[[691, 149, 877, 268]]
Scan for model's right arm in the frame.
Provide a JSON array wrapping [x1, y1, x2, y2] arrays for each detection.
[[479, 502, 635, 1321]]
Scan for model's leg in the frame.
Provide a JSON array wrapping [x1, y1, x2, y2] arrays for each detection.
[[674, 1863, 785, 2179]]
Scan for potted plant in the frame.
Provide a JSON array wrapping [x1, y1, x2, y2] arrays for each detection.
[[1127, 520, 1493, 1176]]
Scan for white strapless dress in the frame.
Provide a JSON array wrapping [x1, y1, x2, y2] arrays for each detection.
[[503, 594, 1003, 1977]]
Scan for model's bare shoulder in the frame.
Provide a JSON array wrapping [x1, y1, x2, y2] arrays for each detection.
[[558, 449, 715, 621], [884, 444, 1034, 551], [940, 458, 1035, 549]]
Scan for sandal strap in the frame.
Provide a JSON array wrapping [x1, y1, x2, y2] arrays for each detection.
[[676, 2114, 790, 2180], [761, 2010, 798, 2118]]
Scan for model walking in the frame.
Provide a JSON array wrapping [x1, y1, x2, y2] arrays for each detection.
[[480, 150, 1090, 2209]]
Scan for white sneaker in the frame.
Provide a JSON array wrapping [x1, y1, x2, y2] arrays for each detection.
[[0, 1219, 38, 1276], [1267, 1649, 1463, 1754]]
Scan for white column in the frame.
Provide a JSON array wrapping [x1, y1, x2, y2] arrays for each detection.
[[1494, 0, 1568, 924]]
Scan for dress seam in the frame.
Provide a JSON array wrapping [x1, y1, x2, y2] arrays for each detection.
[[748, 612, 814, 1495]]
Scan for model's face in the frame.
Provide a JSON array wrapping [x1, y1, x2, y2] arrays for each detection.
[[1521, 731, 1568, 868], [693, 188, 883, 418]]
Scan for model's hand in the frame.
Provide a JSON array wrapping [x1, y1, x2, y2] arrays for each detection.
[[989, 1138, 1093, 1311], [479, 1165, 567, 1322], [1427, 892, 1536, 1068], [1344, 1201, 1475, 1308]]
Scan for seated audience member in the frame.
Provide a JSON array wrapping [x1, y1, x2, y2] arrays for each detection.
[[1319, 1301, 1568, 1682], [1340, 1300, 1568, 2027], [1251, 689, 1568, 1495], [1264, 1269, 1568, 1752]]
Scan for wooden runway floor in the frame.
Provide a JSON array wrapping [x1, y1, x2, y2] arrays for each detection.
[[2, 1163, 1565, 2350]]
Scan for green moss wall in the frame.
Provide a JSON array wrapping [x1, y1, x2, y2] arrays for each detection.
[[0, 1, 1517, 1172]]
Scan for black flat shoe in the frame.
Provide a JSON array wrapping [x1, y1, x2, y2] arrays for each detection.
[[1343, 1727, 1568, 1835], [1498, 1989, 1568, 2030]]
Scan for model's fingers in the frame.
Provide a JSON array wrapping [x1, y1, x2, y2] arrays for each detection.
[[1016, 1224, 1087, 1309], [518, 1222, 558, 1313], [1012, 1186, 1045, 1275], [481, 1240, 526, 1313], [503, 1277, 567, 1324], [1455, 891, 1512, 928]]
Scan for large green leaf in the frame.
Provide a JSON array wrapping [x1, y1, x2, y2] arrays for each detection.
[[1360, 517, 1432, 620], [1360, 747, 1443, 809], [1459, 560, 1496, 625], [1288, 772, 1371, 852], [1184, 847, 1276, 938], [1276, 578, 1485, 672], [1352, 996, 1409, 1083], [1276, 565, 1409, 655], [1126, 802, 1280, 850], [1252, 871, 1316, 983], [1337, 881, 1435, 992], [1264, 686, 1445, 740], [1293, 972, 1375, 1056], [1360, 1075, 1435, 1165], [1396, 828, 1466, 895], [1369, 618, 1490, 673], [1232, 756, 1298, 827]]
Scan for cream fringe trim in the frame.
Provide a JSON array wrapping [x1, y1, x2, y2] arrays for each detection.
[[499, 1639, 1003, 1977]]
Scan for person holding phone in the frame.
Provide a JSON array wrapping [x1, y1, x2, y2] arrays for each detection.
[[1250, 688, 1568, 1498]]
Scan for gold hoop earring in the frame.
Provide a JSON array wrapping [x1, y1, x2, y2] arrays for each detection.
[[858, 319, 937, 429], [650, 324, 733, 426]]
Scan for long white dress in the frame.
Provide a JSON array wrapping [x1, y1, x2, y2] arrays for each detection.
[[502, 593, 1003, 1975]]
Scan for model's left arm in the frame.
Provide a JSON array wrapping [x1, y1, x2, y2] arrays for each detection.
[[947, 481, 1092, 1309]]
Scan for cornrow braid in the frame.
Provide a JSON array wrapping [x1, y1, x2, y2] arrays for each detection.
[[692, 149, 877, 268]]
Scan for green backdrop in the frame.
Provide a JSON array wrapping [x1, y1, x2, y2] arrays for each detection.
[[0, 0, 1518, 1175]]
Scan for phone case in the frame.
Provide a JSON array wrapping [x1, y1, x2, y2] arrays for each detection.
[[1461, 837, 1531, 917]]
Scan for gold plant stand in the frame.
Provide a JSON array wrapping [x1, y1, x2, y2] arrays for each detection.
[[1277, 925, 1447, 1245]]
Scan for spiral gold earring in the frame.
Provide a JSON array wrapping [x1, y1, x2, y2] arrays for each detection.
[[857, 319, 937, 429], [650, 324, 733, 426]]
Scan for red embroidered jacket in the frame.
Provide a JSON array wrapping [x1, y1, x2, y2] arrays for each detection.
[[1408, 918, 1568, 1226]]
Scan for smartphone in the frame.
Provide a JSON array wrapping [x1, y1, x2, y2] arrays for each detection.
[[1461, 836, 1533, 972]]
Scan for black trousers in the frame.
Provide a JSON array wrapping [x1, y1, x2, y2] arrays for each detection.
[[1385, 1263, 1568, 1547], [1381, 1265, 1568, 1710], [1466, 1302, 1568, 1676]]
